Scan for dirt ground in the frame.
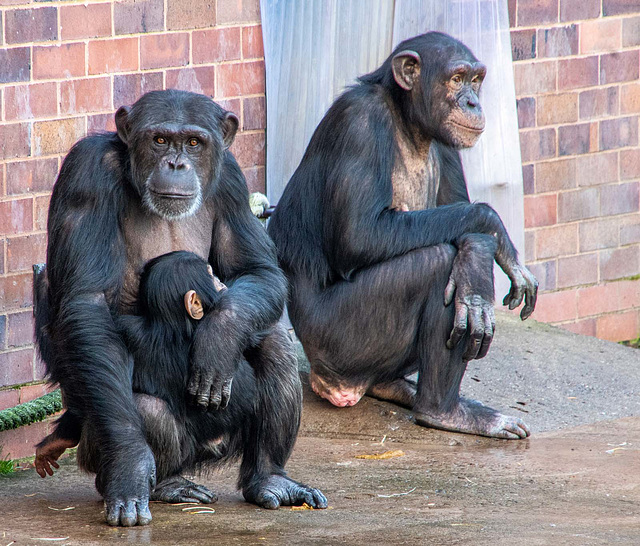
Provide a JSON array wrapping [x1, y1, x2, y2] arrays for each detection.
[[1, 313, 640, 545]]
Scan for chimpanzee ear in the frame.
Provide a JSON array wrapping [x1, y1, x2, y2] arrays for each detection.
[[184, 290, 204, 320], [115, 106, 132, 145], [392, 50, 421, 91], [221, 112, 239, 149]]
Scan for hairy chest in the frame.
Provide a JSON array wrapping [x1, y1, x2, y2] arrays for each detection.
[[390, 138, 440, 211], [119, 203, 214, 312]]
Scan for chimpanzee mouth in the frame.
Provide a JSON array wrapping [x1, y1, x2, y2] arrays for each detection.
[[149, 190, 196, 200], [450, 120, 485, 133]]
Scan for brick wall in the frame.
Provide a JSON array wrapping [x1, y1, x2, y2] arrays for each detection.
[[510, 0, 640, 342], [0, 0, 266, 455]]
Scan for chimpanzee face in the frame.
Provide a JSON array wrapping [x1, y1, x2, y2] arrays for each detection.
[[115, 91, 238, 220]]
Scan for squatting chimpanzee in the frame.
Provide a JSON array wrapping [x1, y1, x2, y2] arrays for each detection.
[[268, 32, 538, 439], [33, 90, 326, 527]]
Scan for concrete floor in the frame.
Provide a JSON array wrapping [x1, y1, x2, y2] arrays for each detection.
[[2, 313, 640, 545]]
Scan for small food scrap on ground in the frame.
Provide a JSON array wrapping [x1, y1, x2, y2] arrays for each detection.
[[355, 450, 405, 460]]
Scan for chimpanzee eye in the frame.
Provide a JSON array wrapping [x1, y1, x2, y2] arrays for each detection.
[[188, 138, 200, 147], [154, 136, 167, 145], [472, 75, 482, 84], [451, 74, 463, 85]]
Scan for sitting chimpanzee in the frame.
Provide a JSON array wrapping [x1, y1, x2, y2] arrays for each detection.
[[268, 32, 538, 439], [33, 90, 326, 527]]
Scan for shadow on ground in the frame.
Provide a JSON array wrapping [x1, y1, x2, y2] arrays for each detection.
[[2, 313, 639, 545]]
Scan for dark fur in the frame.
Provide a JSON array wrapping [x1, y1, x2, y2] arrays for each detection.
[[268, 33, 534, 438], [35, 90, 326, 527]]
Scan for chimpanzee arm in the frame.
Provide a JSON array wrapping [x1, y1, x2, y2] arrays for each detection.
[[45, 136, 155, 525], [188, 156, 287, 410]]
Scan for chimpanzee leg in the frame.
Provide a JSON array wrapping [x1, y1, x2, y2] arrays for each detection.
[[237, 323, 328, 509], [290, 244, 529, 439]]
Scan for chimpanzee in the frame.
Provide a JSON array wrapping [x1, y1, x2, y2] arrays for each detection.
[[268, 32, 538, 439], [33, 90, 326, 527]]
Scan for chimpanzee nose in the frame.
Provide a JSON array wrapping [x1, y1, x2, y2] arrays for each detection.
[[167, 159, 188, 171]]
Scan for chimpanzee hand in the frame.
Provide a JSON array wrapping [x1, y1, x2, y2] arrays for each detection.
[[97, 442, 156, 527], [444, 234, 497, 361], [188, 318, 239, 410], [498, 258, 538, 320]]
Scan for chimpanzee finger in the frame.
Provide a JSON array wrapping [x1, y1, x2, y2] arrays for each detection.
[[105, 499, 123, 527], [443, 277, 456, 306], [462, 306, 483, 361], [220, 378, 233, 409], [187, 370, 201, 399], [208, 384, 222, 410], [311, 488, 329, 509], [120, 500, 137, 527], [136, 499, 152, 526], [446, 304, 468, 350], [520, 282, 538, 321], [476, 310, 494, 360]]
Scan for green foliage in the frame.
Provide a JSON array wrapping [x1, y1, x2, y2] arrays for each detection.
[[0, 390, 63, 432], [0, 457, 14, 476]]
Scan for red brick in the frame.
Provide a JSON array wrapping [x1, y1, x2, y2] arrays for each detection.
[[621, 220, 640, 246], [33, 118, 85, 157], [141, 33, 190, 70], [216, 61, 265, 98], [617, 278, 640, 307], [243, 96, 266, 131], [621, 149, 640, 180], [621, 83, 640, 115], [0, 123, 30, 160], [166, 67, 216, 98], [538, 25, 578, 58], [576, 152, 618, 187], [0, 199, 33, 236], [558, 56, 599, 90], [561, 319, 596, 337], [0, 240, 5, 274], [558, 123, 591, 156], [537, 93, 578, 125], [596, 310, 639, 342], [535, 224, 578, 259], [580, 19, 621, 54], [114, 0, 164, 35], [599, 116, 638, 151], [4, 83, 57, 121], [600, 182, 639, 216], [35, 196, 51, 231], [243, 166, 265, 194], [588, 122, 599, 153], [60, 3, 112, 40], [558, 187, 599, 222], [578, 283, 621, 316], [61, 77, 112, 115], [557, 253, 598, 288], [600, 245, 640, 281], [216, 99, 242, 117], [243, 25, 263, 59], [230, 132, 265, 168], [519, 128, 556, 163], [0, 418, 52, 459], [579, 87, 619, 119], [514, 61, 556, 96], [523, 164, 534, 195], [524, 194, 557, 228], [33, 43, 86, 80], [5, 7, 57, 44], [7, 311, 34, 348], [0, 273, 32, 313], [167, 0, 216, 30], [217, 0, 260, 24], [511, 29, 536, 61], [193, 27, 242, 64], [524, 230, 536, 262], [517, 0, 558, 25], [533, 289, 578, 323], [7, 234, 47, 274], [600, 50, 640, 84], [603, 0, 640, 16], [508, 0, 516, 27], [19, 383, 49, 404], [89, 38, 139, 75], [517, 97, 536, 128], [0, 348, 33, 387], [622, 16, 640, 47], [536, 158, 576, 193], [0, 47, 30, 84], [0, 388, 20, 411], [579, 218, 619, 252], [527, 259, 557, 291], [87, 114, 117, 134], [114, 73, 164, 106], [561, 0, 601, 21], [0, 315, 6, 349]]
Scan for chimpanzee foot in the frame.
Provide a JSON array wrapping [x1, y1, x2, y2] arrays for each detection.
[[243, 474, 328, 510], [367, 377, 417, 408], [150, 475, 218, 504], [414, 397, 530, 439]]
